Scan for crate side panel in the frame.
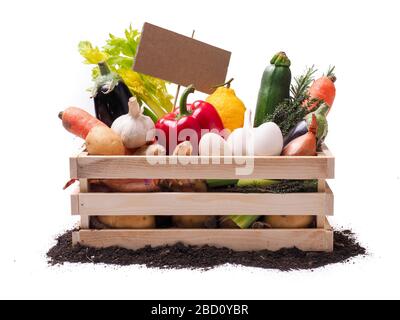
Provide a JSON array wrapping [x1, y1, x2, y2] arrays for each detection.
[[77, 229, 333, 252], [76, 156, 333, 179], [77, 192, 331, 216]]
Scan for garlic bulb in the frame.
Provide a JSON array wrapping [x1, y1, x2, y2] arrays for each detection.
[[111, 97, 155, 149]]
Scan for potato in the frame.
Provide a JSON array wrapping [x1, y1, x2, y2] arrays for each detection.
[[264, 215, 314, 229], [172, 216, 211, 228], [98, 215, 155, 229], [86, 126, 126, 155]]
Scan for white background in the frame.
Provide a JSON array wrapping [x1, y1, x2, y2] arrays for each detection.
[[0, 0, 399, 300]]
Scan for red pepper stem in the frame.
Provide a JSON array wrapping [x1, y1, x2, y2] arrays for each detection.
[[179, 85, 195, 116]]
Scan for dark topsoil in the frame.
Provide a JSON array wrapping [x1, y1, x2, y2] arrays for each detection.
[[47, 229, 366, 271]]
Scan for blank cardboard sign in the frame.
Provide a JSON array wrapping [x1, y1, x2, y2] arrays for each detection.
[[133, 23, 231, 94]]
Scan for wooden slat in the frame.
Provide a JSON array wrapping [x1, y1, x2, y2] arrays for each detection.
[[325, 216, 333, 231], [75, 228, 333, 252], [324, 217, 334, 251], [69, 157, 78, 179], [80, 216, 90, 229], [73, 191, 333, 216], [316, 179, 327, 228], [320, 144, 335, 178], [70, 188, 79, 215], [69, 148, 86, 179], [71, 145, 334, 180], [325, 183, 334, 216], [79, 179, 90, 229], [72, 231, 80, 246]]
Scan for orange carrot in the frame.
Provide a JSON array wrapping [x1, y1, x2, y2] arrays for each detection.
[[59, 107, 106, 139], [306, 74, 336, 112]]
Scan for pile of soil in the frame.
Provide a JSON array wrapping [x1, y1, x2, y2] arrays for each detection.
[[47, 230, 366, 271]]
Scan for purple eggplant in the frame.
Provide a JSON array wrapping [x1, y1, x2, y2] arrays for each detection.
[[283, 120, 308, 146], [92, 62, 132, 127], [284, 104, 329, 147]]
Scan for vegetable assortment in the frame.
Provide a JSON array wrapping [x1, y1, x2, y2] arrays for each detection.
[[78, 27, 173, 120], [61, 25, 337, 230], [156, 85, 224, 154]]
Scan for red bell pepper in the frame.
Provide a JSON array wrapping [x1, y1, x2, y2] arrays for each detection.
[[156, 85, 224, 154]]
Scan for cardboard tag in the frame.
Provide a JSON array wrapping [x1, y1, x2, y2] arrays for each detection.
[[133, 23, 231, 94]]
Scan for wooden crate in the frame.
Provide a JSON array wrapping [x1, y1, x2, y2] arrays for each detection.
[[69, 145, 335, 252]]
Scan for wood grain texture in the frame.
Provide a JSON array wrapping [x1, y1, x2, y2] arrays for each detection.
[[316, 180, 327, 228], [70, 188, 79, 215], [321, 144, 335, 178], [80, 216, 90, 229], [73, 191, 333, 216], [68, 146, 335, 252], [325, 183, 334, 216], [79, 179, 90, 229], [324, 217, 334, 252], [69, 157, 78, 179], [75, 228, 333, 252], [72, 231, 80, 246], [71, 146, 335, 180]]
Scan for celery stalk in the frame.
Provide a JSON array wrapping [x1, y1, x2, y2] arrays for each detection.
[[230, 215, 260, 229], [224, 180, 279, 229]]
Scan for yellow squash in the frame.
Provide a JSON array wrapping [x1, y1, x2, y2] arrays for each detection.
[[206, 79, 246, 132]]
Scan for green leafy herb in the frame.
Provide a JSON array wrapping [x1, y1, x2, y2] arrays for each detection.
[[78, 26, 174, 119], [325, 65, 337, 83], [264, 66, 319, 135], [264, 98, 307, 135], [325, 65, 336, 78], [290, 65, 317, 101]]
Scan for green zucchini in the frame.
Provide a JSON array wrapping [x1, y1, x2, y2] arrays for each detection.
[[254, 52, 292, 127]]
